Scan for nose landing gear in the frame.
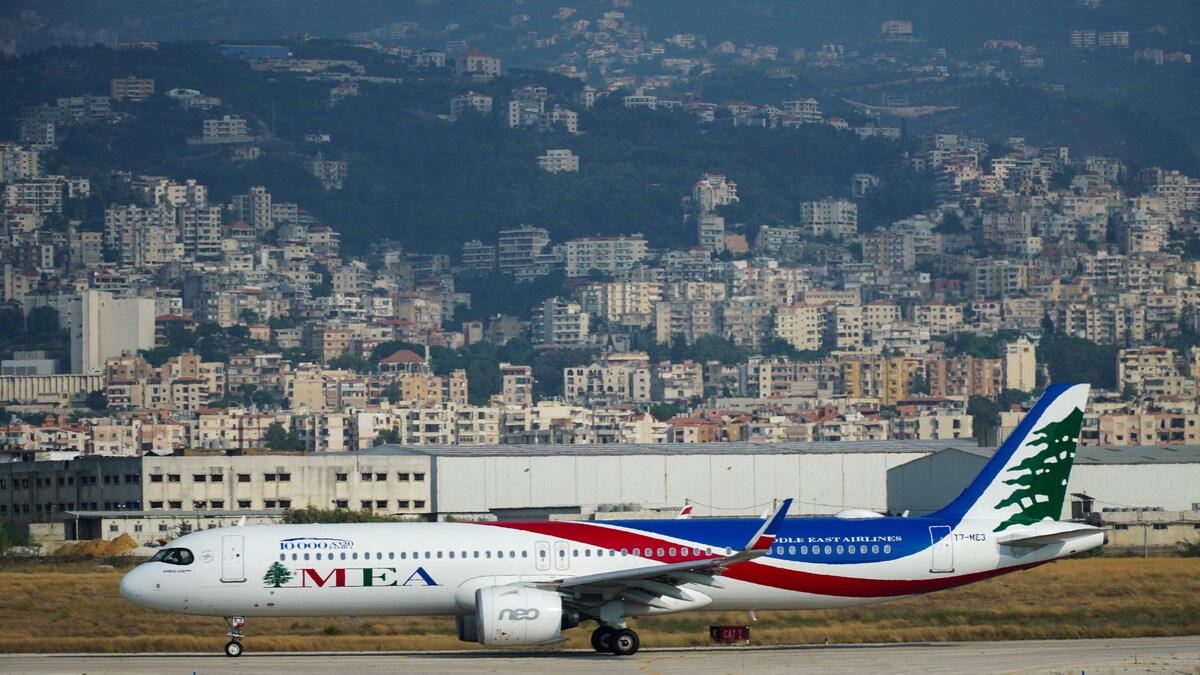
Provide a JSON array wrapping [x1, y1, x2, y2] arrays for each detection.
[[224, 616, 246, 657]]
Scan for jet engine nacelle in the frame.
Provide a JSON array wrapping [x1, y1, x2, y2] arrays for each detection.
[[474, 585, 564, 646]]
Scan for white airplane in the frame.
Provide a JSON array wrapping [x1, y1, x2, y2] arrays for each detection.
[[120, 383, 1102, 658]]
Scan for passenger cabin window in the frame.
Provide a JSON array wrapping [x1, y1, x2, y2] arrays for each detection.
[[150, 548, 194, 565]]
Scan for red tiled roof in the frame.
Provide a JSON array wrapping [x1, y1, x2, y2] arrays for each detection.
[[379, 349, 424, 364]]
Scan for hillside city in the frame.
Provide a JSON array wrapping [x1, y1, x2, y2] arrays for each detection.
[[0, 1, 1198, 529]]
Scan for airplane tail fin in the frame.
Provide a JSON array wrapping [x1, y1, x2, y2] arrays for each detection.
[[930, 383, 1089, 532]]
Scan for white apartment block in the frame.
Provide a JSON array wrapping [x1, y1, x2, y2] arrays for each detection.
[[697, 213, 725, 252], [913, 302, 964, 336], [455, 49, 501, 79], [3, 177, 63, 214], [800, 198, 857, 238], [591, 281, 663, 325], [532, 297, 590, 346], [563, 354, 653, 404], [450, 91, 493, 119], [202, 115, 250, 141], [498, 224, 551, 272], [0, 143, 40, 182], [232, 186, 272, 231], [30, 290, 156, 374], [781, 98, 822, 123], [564, 235, 648, 277], [537, 148, 579, 173], [774, 303, 828, 352], [1003, 337, 1037, 391], [110, 76, 155, 101]]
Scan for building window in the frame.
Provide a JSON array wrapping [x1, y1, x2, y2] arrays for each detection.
[[398, 500, 410, 508], [1114, 524, 1129, 530], [126, 474, 140, 483], [238, 500, 252, 509], [414, 473, 426, 482], [336, 473, 348, 482], [279, 500, 291, 508], [375, 473, 387, 482], [375, 500, 388, 509], [158, 524, 170, 532], [264, 473, 277, 482], [335, 500, 349, 508], [150, 501, 163, 509], [361, 472, 372, 481], [237, 474, 251, 483], [278, 473, 290, 481], [134, 524, 142, 532], [210, 474, 223, 483], [150, 474, 163, 483], [167, 474, 181, 482], [1153, 524, 1168, 530], [193, 474, 206, 482], [168, 501, 182, 509], [265, 500, 277, 508], [414, 500, 426, 508], [361, 500, 372, 509], [398, 473, 410, 481], [211, 500, 224, 509]]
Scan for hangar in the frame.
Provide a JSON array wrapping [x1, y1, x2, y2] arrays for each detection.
[[887, 445, 1200, 548]]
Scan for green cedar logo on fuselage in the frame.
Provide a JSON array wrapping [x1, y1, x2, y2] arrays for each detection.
[[992, 406, 1084, 533]]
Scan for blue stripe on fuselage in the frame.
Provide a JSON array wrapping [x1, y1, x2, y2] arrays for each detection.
[[603, 515, 951, 564]]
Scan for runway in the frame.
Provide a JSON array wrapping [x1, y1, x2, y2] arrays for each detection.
[[3, 636, 1199, 674]]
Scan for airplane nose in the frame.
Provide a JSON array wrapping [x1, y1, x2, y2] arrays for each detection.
[[119, 567, 143, 603]]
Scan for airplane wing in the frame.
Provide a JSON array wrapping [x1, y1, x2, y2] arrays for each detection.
[[550, 499, 792, 610]]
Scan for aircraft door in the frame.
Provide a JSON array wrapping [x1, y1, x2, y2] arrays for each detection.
[[535, 541, 551, 571], [929, 526, 954, 573], [222, 534, 246, 582], [553, 541, 570, 571]]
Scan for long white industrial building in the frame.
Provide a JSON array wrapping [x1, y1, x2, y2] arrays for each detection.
[[3, 441, 1198, 548]]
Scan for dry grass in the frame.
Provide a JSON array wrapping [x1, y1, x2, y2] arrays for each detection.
[[0, 557, 1196, 653]]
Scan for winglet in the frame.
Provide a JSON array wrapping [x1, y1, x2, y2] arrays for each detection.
[[676, 504, 693, 519], [748, 498, 792, 551], [718, 498, 792, 566]]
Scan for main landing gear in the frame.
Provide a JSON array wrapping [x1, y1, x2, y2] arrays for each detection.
[[590, 625, 640, 656], [224, 616, 246, 657]]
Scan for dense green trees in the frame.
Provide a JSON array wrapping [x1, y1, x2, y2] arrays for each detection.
[[1037, 334, 1118, 390]]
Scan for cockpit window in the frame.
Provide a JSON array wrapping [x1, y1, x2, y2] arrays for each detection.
[[149, 548, 194, 565]]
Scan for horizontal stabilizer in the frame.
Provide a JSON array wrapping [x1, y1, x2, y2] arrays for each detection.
[[997, 525, 1103, 548]]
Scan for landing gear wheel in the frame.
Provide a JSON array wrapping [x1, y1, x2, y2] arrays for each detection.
[[591, 626, 615, 652], [609, 628, 639, 656], [224, 615, 246, 657]]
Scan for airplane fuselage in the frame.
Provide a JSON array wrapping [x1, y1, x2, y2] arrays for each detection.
[[120, 513, 1101, 618]]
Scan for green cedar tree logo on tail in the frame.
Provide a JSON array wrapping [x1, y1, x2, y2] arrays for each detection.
[[992, 406, 1084, 533], [263, 561, 294, 588]]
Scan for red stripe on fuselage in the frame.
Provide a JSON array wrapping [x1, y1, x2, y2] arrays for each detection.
[[484, 520, 723, 564], [722, 560, 1049, 598], [484, 521, 1048, 599]]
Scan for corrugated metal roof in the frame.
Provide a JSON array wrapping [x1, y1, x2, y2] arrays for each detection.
[[910, 444, 1200, 465], [364, 440, 982, 458]]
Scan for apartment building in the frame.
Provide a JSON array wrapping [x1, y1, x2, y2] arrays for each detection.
[[563, 235, 648, 277]]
